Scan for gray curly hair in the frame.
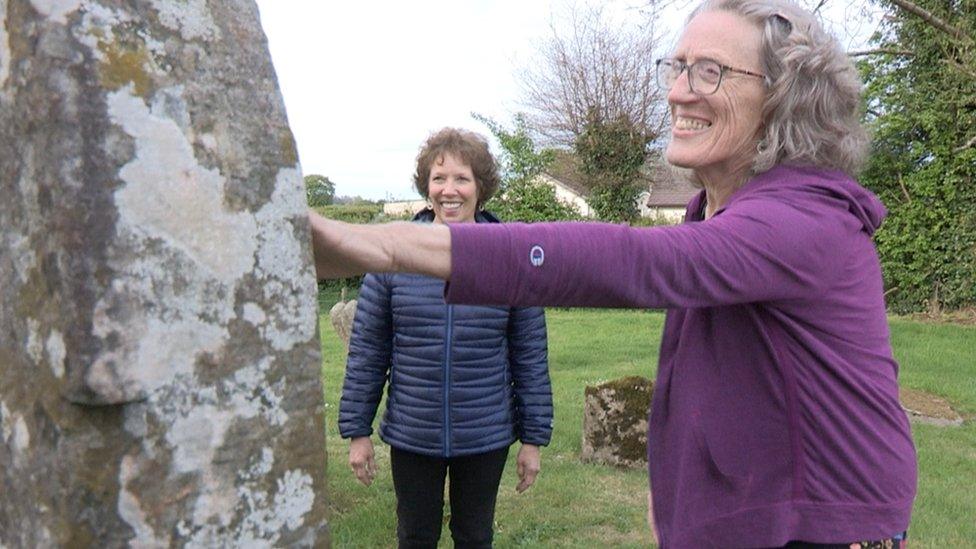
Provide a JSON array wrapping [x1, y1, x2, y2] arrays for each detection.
[[689, 0, 869, 176]]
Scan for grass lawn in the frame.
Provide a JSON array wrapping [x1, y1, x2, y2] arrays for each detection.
[[319, 303, 975, 548]]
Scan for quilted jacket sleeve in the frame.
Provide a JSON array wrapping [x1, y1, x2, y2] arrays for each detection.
[[507, 306, 553, 446], [338, 273, 393, 439]]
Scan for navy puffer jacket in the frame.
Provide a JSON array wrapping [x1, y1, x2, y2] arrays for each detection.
[[338, 210, 553, 457]]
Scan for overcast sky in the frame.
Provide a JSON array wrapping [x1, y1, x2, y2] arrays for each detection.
[[254, 1, 877, 201]]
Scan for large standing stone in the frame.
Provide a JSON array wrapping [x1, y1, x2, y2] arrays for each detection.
[[0, 1, 328, 546], [581, 376, 653, 469]]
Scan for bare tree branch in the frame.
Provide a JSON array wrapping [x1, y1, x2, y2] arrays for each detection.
[[890, 0, 973, 44], [519, 4, 668, 148], [955, 134, 976, 154], [898, 174, 912, 204], [848, 48, 914, 58]]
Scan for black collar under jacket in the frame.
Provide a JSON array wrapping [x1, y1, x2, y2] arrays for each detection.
[[411, 208, 502, 224]]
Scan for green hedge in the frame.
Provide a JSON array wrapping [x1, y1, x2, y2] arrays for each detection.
[[859, 2, 976, 313], [313, 204, 382, 224]]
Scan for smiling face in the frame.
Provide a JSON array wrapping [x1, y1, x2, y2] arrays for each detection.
[[665, 10, 766, 186], [427, 153, 479, 224]]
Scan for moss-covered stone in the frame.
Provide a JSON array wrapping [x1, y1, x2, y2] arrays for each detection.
[[279, 130, 298, 166], [97, 39, 153, 98], [581, 376, 653, 469]]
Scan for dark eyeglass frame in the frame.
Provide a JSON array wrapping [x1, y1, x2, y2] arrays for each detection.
[[655, 57, 766, 95]]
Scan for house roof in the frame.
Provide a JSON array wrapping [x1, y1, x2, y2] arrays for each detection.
[[541, 150, 700, 207], [543, 151, 592, 197], [643, 161, 701, 207]]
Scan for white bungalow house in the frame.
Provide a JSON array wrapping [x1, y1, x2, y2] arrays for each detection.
[[533, 150, 595, 217], [537, 152, 700, 222], [534, 174, 594, 217], [639, 162, 701, 222]]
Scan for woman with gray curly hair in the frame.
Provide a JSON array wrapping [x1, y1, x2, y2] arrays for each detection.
[[310, 1, 917, 546]]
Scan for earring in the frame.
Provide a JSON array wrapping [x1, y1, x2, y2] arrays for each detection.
[[425, 198, 433, 209]]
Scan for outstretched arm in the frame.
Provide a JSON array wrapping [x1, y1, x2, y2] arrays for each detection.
[[308, 209, 452, 280]]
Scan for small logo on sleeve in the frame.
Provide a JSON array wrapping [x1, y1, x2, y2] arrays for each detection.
[[529, 245, 545, 267]]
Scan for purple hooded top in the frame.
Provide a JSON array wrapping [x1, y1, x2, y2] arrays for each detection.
[[444, 165, 916, 547]]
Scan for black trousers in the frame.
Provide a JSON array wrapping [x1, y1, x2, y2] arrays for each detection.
[[390, 445, 510, 549]]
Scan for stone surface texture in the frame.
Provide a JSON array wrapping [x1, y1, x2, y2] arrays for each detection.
[[328, 298, 356, 350], [581, 376, 653, 469], [0, 0, 329, 546]]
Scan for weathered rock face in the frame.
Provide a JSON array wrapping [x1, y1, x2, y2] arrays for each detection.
[[328, 290, 357, 349], [581, 376, 653, 469], [0, 1, 328, 546]]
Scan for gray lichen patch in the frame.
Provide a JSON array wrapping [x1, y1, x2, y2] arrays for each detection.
[[1, 3, 10, 90], [28, 0, 81, 24], [148, 0, 219, 42], [116, 357, 313, 546], [75, 85, 262, 404], [109, 88, 259, 283], [117, 454, 168, 547], [0, 400, 11, 441], [0, 404, 31, 468], [45, 330, 67, 378], [80, 83, 315, 402], [252, 167, 318, 352]]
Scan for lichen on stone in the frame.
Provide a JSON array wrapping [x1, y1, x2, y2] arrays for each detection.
[[252, 167, 318, 352], [148, 0, 219, 42], [0, 400, 12, 442], [28, 0, 81, 24], [78, 85, 263, 403], [581, 376, 653, 468], [0, 3, 11, 90], [97, 39, 153, 98], [2, 1, 328, 543], [278, 132, 298, 166], [44, 329, 66, 378]]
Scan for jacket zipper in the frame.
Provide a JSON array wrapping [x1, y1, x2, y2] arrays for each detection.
[[443, 304, 453, 456]]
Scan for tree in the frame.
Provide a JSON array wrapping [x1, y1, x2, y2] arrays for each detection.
[[489, 178, 584, 223], [473, 113, 582, 222], [858, 0, 976, 313], [304, 174, 335, 207], [575, 110, 650, 223], [518, 4, 667, 149]]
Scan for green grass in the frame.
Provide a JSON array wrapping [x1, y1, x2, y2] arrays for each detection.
[[886, 318, 976, 547], [319, 308, 975, 548]]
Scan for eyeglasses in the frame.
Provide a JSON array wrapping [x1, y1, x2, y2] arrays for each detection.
[[655, 57, 766, 95]]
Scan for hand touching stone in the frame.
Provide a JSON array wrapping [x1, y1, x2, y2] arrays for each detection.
[[307, 210, 452, 281]]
